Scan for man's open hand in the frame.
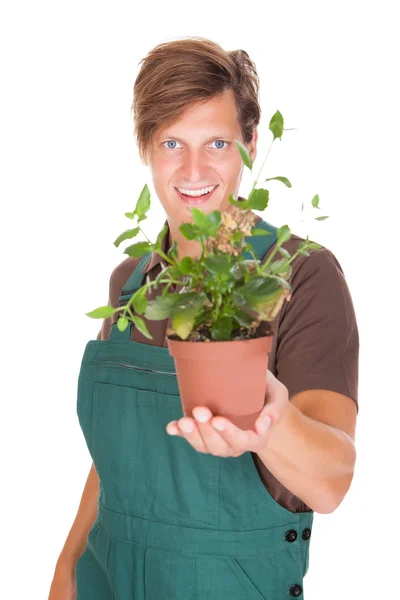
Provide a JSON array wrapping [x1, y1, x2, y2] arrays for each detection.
[[166, 370, 289, 456]]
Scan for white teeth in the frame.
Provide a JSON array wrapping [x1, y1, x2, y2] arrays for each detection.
[[177, 185, 216, 197]]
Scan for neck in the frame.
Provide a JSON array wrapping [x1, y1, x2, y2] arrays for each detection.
[[168, 220, 203, 262]]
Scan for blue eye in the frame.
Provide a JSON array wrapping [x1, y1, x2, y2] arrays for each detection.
[[164, 140, 180, 149], [163, 140, 229, 149], [211, 140, 228, 149]]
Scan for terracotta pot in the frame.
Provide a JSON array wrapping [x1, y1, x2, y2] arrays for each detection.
[[167, 335, 273, 431]]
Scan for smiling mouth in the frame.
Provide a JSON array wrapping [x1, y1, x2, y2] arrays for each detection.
[[175, 185, 219, 204]]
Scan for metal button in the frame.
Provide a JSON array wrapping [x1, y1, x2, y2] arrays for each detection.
[[285, 529, 298, 542], [302, 527, 311, 541], [290, 584, 303, 597]]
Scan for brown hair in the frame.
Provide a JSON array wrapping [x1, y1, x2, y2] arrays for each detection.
[[131, 37, 261, 165]]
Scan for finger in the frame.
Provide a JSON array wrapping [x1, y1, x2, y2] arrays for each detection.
[[166, 421, 183, 437], [192, 408, 234, 456], [211, 417, 260, 453], [177, 417, 209, 453]]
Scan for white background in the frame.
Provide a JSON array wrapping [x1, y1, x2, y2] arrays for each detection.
[[1, 1, 399, 598]]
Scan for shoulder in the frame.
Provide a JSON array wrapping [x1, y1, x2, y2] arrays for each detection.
[[108, 256, 143, 307], [258, 221, 347, 284]]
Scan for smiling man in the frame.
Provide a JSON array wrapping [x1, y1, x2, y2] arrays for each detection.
[[49, 37, 359, 600], [148, 88, 256, 262]]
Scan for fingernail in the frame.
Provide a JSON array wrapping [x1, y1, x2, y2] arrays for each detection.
[[181, 422, 193, 433], [264, 416, 271, 428], [213, 422, 225, 431], [196, 413, 209, 423]]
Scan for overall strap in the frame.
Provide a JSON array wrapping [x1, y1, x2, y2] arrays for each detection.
[[109, 253, 152, 340], [109, 218, 278, 340], [243, 218, 278, 260]]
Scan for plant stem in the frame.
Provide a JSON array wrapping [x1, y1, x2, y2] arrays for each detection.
[[152, 249, 176, 268], [259, 242, 282, 273], [254, 138, 275, 186], [138, 225, 152, 244]]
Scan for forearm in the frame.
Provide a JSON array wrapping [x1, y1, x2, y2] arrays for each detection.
[[56, 462, 99, 571], [257, 402, 356, 513]]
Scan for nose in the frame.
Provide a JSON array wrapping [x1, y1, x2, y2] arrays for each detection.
[[180, 148, 207, 182]]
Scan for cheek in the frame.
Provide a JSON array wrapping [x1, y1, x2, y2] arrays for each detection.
[[218, 155, 243, 178], [151, 154, 175, 180]]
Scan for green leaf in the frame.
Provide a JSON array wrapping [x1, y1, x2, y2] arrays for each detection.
[[250, 228, 272, 236], [123, 241, 154, 257], [315, 216, 329, 221], [204, 255, 231, 275], [206, 210, 222, 227], [277, 225, 292, 244], [113, 226, 140, 248], [132, 286, 148, 315], [131, 315, 153, 339], [125, 211, 135, 220], [170, 293, 207, 339], [179, 256, 193, 275], [278, 247, 291, 259], [247, 188, 269, 211], [254, 288, 286, 321], [236, 276, 281, 304], [211, 316, 233, 341], [168, 240, 178, 261], [265, 176, 292, 188], [230, 262, 247, 281], [269, 258, 291, 276], [85, 305, 115, 319], [231, 290, 246, 307], [311, 194, 320, 209], [269, 110, 284, 141], [155, 224, 168, 248], [117, 316, 129, 331], [308, 242, 322, 249], [234, 140, 253, 170], [228, 193, 249, 209], [179, 222, 196, 240], [134, 184, 151, 219], [297, 249, 310, 256], [233, 310, 254, 328], [231, 230, 245, 243], [266, 273, 292, 290], [191, 208, 206, 227], [145, 294, 181, 320]]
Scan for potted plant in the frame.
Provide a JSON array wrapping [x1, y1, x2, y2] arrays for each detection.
[[87, 110, 328, 430]]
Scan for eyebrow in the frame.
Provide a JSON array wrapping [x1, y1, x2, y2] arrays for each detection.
[[160, 133, 232, 144]]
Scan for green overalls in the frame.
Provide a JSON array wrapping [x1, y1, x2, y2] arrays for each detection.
[[75, 218, 314, 599]]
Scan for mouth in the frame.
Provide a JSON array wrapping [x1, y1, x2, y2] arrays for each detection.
[[175, 185, 219, 205]]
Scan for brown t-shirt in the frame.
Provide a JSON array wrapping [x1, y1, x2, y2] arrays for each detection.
[[96, 212, 359, 513]]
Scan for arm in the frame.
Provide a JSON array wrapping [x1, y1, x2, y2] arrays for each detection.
[[256, 388, 357, 514], [49, 462, 99, 592], [166, 247, 360, 515], [258, 246, 359, 513]]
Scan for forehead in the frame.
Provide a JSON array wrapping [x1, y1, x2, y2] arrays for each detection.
[[154, 91, 241, 141]]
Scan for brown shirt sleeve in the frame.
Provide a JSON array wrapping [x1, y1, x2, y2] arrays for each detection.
[[275, 247, 359, 411], [253, 244, 360, 513]]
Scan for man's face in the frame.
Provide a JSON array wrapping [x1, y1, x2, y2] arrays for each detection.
[[148, 89, 257, 230]]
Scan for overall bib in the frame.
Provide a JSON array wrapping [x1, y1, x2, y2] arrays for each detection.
[[75, 219, 314, 599]]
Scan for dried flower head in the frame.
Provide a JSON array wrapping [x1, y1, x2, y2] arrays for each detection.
[[204, 205, 258, 256]]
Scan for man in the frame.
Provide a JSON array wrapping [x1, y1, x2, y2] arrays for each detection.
[[49, 37, 358, 600]]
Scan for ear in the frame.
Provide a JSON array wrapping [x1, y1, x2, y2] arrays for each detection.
[[248, 128, 258, 162]]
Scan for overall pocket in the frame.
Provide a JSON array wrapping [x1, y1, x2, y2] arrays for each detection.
[[196, 549, 304, 600], [91, 381, 182, 512], [91, 380, 221, 527]]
